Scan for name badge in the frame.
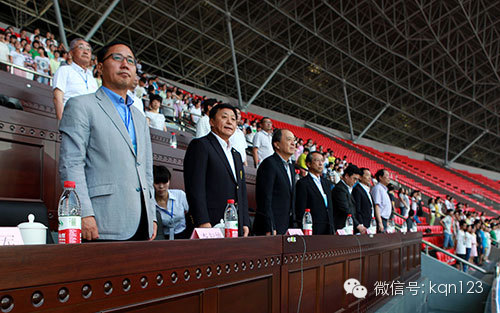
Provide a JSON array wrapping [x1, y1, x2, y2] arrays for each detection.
[[190, 228, 224, 239]]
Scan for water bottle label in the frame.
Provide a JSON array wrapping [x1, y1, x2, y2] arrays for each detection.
[[303, 224, 312, 236], [224, 221, 238, 238], [58, 216, 82, 244], [368, 226, 376, 235]]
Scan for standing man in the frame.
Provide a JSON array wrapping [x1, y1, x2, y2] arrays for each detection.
[[252, 117, 273, 167], [184, 103, 250, 236], [371, 169, 392, 232], [59, 41, 156, 241], [230, 107, 248, 166], [195, 98, 216, 138], [253, 129, 297, 235], [331, 164, 367, 233], [352, 168, 374, 229], [53, 38, 98, 120], [295, 151, 334, 235]]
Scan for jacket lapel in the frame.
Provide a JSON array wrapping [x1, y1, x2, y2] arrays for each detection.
[[308, 174, 326, 207], [274, 154, 292, 192], [208, 133, 237, 184], [95, 88, 136, 156]]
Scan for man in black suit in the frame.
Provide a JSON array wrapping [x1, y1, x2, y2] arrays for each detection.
[[253, 129, 297, 235], [295, 151, 334, 235], [184, 103, 250, 236], [352, 168, 374, 229], [332, 164, 367, 234]]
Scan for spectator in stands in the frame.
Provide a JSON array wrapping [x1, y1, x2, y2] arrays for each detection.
[[29, 40, 41, 58], [470, 222, 479, 266], [128, 76, 144, 115], [294, 138, 304, 161], [455, 220, 467, 271], [490, 224, 498, 247], [9, 41, 25, 78], [53, 38, 98, 120], [153, 165, 190, 239], [406, 207, 416, 231], [253, 129, 297, 235], [295, 151, 334, 235], [135, 77, 147, 99], [464, 224, 473, 272], [483, 224, 491, 263], [435, 197, 443, 219], [47, 44, 56, 59], [409, 191, 421, 223], [49, 50, 61, 74], [444, 195, 453, 212], [398, 188, 410, 217], [59, 41, 157, 241], [440, 209, 454, 249], [252, 117, 274, 167], [189, 99, 202, 125], [371, 169, 392, 233], [245, 127, 254, 146], [332, 164, 342, 184], [146, 94, 167, 131], [326, 162, 336, 182], [428, 198, 437, 226], [22, 43, 36, 80], [296, 148, 309, 170], [332, 164, 366, 234], [352, 168, 374, 230], [30, 28, 40, 43], [0, 31, 9, 71], [183, 103, 250, 236], [35, 47, 50, 84], [230, 107, 248, 166], [195, 98, 215, 138]]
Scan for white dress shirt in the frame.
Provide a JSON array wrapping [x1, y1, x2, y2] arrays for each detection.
[[359, 182, 374, 217], [212, 132, 237, 180], [340, 179, 353, 194], [371, 183, 392, 219], [230, 128, 248, 164], [195, 115, 211, 138], [156, 189, 189, 238], [127, 90, 145, 116], [53, 62, 98, 105], [277, 153, 293, 186], [310, 173, 327, 207], [253, 130, 273, 164]]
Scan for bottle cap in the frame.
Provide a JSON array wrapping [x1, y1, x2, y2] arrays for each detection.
[[348, 214, 352, 217], [64, 181, 76, 188], [305, 208, 311, 212], [227, 199, 235, 204], [171, 132, 176, 135]]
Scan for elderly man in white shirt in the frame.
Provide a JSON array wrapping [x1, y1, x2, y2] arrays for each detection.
[[53, 38, 98, 120], [252, 117, 273, 167], [230, 107, 248, 166], [195, 99, 216, 138], [371, 169, 392, 232]]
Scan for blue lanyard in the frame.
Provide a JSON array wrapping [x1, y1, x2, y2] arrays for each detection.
[[159, 199, 174, 218], [74, 67, 89, 90]]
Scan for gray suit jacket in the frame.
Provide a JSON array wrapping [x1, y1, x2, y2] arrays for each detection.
[[59, 87, 156, 240]]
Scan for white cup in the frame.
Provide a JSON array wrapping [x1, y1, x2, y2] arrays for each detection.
[[17, 214, 47, 245]]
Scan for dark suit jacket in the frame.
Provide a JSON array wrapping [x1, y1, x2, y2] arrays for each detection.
[[295, 174, 334, 235], [352, 183, 374, 228], [183, 132, 250, 236], [253, 153, 296, 235], [331, 180, 361, 231]]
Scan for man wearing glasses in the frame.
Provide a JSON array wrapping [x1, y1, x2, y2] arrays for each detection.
[[53, 38, 98, 120], [59, 41, 157, 241]]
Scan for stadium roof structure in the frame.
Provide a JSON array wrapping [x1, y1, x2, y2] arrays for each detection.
[[1, 0, 500, 172]]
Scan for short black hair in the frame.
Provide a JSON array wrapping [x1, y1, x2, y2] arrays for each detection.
[[305, 151, 323, 163], [271, 128, 292, 150], [97, 40, 135, 63], [261, 117, 272, 123], [209, 103, 237, 120], [375, 169, 387, 182], [149, 94, 162, 103], [153, 165, 171, 184], [359, 167, 370, 176], [303, 148, 310, 153], [202, 98, 217, 114], [343, 164, 361, 177]]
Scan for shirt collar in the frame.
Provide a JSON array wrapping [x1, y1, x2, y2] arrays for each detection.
[[277, 152, 292, 165], [340, 179, 353, 193], [71, 61, 89, 74], [376, 182, 388, 191], [102, 86, 134, 107], [211, 131, 231, 151], [260, 129, 272, 136], [310, 172, 321, 182]]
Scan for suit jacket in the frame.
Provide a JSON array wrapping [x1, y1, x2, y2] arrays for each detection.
[[183, 132, 250, 235], [295, 174, 334, 235], [59, 87, 156, 240], [352, 183, 374, 228], [331, 180, 361, 231], [253, 153, 297, 235]]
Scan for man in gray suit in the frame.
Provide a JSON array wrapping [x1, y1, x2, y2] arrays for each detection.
[[59, 41, 157, 241]]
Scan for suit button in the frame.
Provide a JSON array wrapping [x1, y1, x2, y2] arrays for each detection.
[[136, 187, 141, 192], [236, 186, 239, 190], [136, 162, 141, 166]]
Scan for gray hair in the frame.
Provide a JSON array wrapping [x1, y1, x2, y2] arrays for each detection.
[[69, 38, 90, 51]]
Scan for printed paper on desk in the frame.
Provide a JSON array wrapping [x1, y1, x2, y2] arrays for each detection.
[[190, 228, 224, 239], [286, 228, 304, 236], [336, 229, 347, 235], [0, 227, 24, 245]]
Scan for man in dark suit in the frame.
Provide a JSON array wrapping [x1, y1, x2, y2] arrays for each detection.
[[184, 103, 250, 236], [295, 151, 334, 235], [253, 129, 297, 235], [332, 164, 367, 234], [352, 168, 374, 229]]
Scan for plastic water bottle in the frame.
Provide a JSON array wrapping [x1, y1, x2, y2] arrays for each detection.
[[224, 199, 238, 238], [410, 223, 417, 233], [388, 218, 395, 233], [58, 181, 81, 244], [170, 132, 177, 149], [369, 217, 377, 234], [302, 209, 313, 235], [345, 214, 354, 235]]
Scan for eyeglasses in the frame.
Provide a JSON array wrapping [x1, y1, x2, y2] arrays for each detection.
[[76, 44, 92, 52], [102, 53, 137, 66]]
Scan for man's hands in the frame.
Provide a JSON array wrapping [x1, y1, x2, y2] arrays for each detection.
[[149, 222, 157, 241], [357, 224, 368, 234], [265, 230, 277, 236], [243, 226, 249, 237], [82, 216, 99, 240]]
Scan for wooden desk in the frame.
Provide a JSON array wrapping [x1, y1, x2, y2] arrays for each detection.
[[0, 233, 421, 312]]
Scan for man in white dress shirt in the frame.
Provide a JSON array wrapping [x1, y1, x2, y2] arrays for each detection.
[[230, 107, 248, 166], [371, 169, 392, 232], [53, 38, 98, 120], [195, 99, 216, 138], [252, 117, 273, 167]]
